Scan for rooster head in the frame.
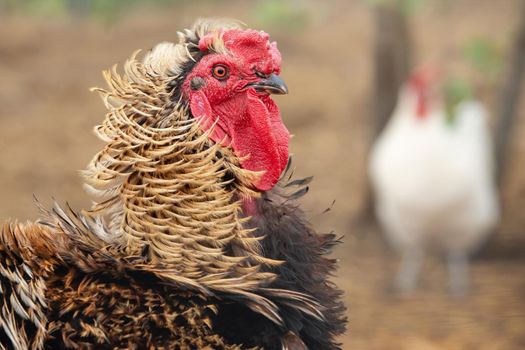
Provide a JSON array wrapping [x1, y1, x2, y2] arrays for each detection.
[[179, 27, 290, 191], [406, 66, 441, 119], [88, 20, 294, 260]]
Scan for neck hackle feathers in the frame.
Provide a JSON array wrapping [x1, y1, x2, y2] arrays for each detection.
[[82, 18, 290, 300]]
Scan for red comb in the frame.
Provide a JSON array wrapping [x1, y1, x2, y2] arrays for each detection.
[[198, 29, 281, 74], [408, 66, 440, 90], [408, 66, 440, 119]]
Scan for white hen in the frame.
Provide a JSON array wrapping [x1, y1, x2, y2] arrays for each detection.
[[369, 69, 499, 295]]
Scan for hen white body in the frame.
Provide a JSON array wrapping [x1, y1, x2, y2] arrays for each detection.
[[369, 90, 499, 294]]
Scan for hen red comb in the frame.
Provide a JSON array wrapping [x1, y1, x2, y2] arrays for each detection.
[[408, 66, 440, 91], [408, 66, 441, 118]]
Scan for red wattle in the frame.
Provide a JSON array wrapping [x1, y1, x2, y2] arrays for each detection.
[[261, 95, 289, 173], [189, 88, 289, 191], [230, 90, 289, 191]]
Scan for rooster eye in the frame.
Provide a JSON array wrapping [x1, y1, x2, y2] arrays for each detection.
[[212, 65, 229, 80]]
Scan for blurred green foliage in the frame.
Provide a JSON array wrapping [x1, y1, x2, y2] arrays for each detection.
[[397, 0, 425, 15], [1, 0, 69, 16], [366, 0, 426, 15], [251, 0, 309, 31], [462, 37, 503, 80], [444, 37, 503, 124], [0, 0, 187, 22], [444, 77, 473, 125]]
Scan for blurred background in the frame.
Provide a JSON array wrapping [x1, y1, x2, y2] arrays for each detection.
[[1, 0, 525, 348]]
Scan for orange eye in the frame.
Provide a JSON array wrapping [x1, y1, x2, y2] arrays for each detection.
[[212, 64, 229, 80]]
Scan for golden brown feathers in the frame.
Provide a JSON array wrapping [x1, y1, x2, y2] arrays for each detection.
[[0, 18, 345, 349], [84, 41, 281, 292], [0, 223, 58, 350]]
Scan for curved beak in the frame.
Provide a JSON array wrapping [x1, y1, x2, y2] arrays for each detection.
[[248, 74, 289, 95]]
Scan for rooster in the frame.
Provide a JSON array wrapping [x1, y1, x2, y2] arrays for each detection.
[[369, 68, 499, 295], [0, 19, 346, 349]]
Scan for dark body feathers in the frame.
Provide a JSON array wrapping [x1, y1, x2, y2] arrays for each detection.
[[0, 180, 345, 350], [211, 179, 347, 350], [255, 184, 346, 349]]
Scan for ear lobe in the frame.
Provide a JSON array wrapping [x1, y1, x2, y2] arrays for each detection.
[[190, 90, 213, 127], [189, 90, 230, 145]]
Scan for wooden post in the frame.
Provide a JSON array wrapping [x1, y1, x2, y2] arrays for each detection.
[[361, 0, 412, 222], [372, 0, 412, 137], [495, 1, 525, 186]]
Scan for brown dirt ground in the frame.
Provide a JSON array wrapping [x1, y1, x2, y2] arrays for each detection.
[[1, 1, 525, 349]]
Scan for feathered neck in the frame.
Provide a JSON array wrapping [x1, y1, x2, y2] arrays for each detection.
[[82, 22, 282, 288]]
